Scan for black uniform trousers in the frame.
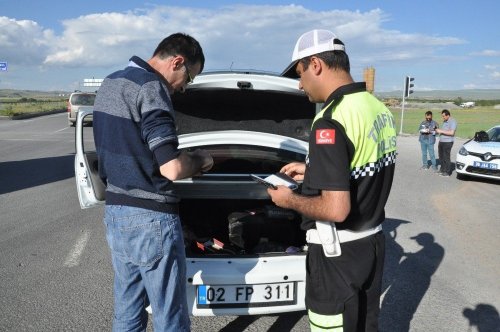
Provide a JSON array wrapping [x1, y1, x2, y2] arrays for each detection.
[[438, 141, 454, 175], [305, 232, 385, 332]]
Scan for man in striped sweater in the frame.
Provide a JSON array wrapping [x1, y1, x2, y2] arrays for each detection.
[[93, 33, 213, 332]]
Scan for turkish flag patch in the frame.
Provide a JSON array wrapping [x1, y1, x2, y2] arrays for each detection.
[[316, 129, 335, 144]]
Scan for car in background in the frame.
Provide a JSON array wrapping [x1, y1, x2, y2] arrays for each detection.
[[67, 91, 96, 126], [74, 71, 317, 316], [455, 125, 500, 181]]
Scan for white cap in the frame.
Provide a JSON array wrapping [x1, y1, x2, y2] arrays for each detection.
[[281, 29, 345, 78]]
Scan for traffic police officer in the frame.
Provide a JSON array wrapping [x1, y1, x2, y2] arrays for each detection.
[[268, 30, 397, 331]]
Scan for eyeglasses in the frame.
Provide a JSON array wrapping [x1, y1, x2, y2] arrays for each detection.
[[183, 63, 193, 85]]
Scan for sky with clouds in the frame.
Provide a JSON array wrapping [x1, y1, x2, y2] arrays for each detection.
[[0, 0, 499, 92]]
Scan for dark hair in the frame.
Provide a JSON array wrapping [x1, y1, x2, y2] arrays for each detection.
[[425, 111, 433, 116], [299, 39, 350, 73], [441, 109, 450, 116], [153, 33, 205, 72]]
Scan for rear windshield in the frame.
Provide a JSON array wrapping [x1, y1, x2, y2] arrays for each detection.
[[71, 94, 96, 106], [184, 144, 305, 174]]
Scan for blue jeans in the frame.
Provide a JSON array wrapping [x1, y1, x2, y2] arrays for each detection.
[[104, 205, 190, 332], [420, 140, 436, 168]]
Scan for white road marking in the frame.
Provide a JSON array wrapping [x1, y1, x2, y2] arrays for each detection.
[[53, 127, 69, 133], [64, 230, 90, 267]]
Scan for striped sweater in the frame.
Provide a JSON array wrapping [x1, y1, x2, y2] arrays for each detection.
[[93, 56, 181, 212]]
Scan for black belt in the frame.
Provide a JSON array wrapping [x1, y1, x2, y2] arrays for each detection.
[[106, 192, 179, 214]]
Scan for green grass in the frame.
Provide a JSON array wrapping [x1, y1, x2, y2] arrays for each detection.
[[0, 99, 67, 116], [390, 106, 500, 139]]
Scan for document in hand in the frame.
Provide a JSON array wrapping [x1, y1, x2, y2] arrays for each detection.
[[250, 173, 299, 190]]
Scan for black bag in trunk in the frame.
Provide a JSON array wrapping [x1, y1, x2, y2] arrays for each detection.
[[228, 206, 302, 253]]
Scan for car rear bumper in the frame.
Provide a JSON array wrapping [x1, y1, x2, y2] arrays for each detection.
[[186, 254, 306, 316]]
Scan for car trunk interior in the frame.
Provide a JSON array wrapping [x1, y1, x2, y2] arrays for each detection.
[[180, 198, 306, 257], [172, 86, 313, 257]]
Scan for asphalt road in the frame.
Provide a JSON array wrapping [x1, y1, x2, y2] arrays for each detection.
[[0, 113, 499, 332]]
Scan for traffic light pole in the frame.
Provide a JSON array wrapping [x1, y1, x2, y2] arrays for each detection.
[[400, 75, 414, 135], [400, 90, 406, 135]]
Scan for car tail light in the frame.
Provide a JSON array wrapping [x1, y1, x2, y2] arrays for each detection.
[[67, 100, 71, 113]]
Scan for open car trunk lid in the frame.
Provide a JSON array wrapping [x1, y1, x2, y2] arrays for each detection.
[[171, 72, 315, 141]]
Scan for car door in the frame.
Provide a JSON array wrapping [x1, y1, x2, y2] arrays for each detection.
[[74, 109, 105, 208]]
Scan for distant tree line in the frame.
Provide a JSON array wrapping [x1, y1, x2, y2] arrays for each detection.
[[386, 96, 500, 106]]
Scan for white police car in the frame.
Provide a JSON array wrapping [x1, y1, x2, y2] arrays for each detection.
[[74, 71, 317, 316], [455, 125, 500, 181]]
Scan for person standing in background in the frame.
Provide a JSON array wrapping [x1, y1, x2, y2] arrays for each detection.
[[418, 111, 439, 171], [435, 109, 457, 177]]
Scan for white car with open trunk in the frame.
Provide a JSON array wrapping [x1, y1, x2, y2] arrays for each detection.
[[74, 71, 318, 316]]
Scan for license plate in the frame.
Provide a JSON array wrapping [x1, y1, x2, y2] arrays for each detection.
[[197, 282, 296, 308], [473, 161, 498, 169]]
